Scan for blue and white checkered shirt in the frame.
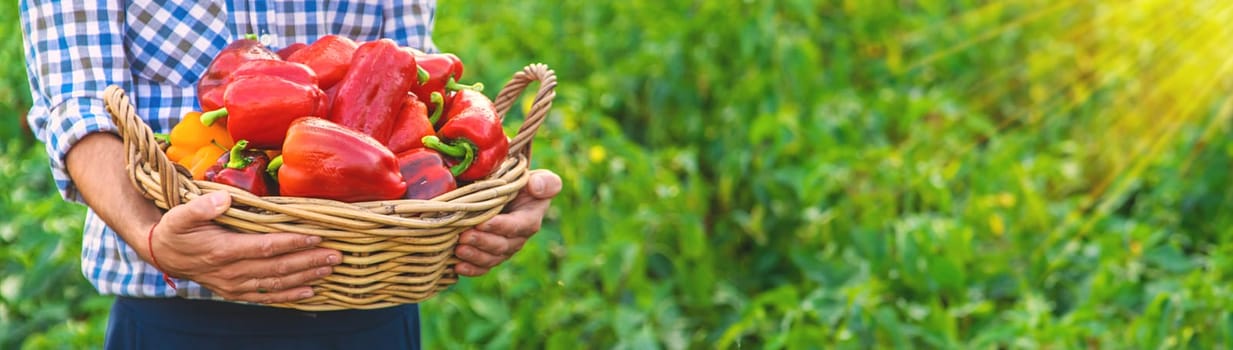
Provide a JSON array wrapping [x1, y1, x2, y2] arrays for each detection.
[[21, 0, 438, 300]]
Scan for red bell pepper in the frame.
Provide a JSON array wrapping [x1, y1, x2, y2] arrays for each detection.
[[277, 43, 308, 60], [421, 90, 509, 182], [328, 39, 418, 144], [223, 59, 320, 87], [199, 61, 328, 149], [288, 35, 360, 90], [196, 34, 281, 112], [322, 84, 341, 114], [269, 117, 407, 202], [397, 148, 457, 200], [206, 140, 277, 196], [411, 52, 482, 127], [385, 93, 435, 154]]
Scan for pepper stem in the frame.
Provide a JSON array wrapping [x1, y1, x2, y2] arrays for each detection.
[[225, 140, 251, 169], [210, 140, 229, 152], [417, 65, 429, 85], [421, 136, 475, 177], [429, 92, 445, 125], [153, 133, 170, 144], [244, 33, 259, 41], [200, 108, 229, 126], [266, 155, 283, 178], [446, 77, 483, 92]]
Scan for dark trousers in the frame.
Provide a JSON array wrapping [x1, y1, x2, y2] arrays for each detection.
[[104, 296, 420, 350]]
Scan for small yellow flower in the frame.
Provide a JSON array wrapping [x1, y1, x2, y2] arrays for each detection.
[[589, 145, 606, 163], [997, 193, 1016, 207], [989, 214, 1005, 237], [563, 114, 578, 132]]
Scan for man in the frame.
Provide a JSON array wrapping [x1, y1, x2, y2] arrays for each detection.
[[20, 1, 561, 348]]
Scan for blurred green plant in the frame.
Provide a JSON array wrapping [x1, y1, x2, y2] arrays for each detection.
[[5, 0, 1233, 349], [0, 1, 108, 349], [424, 0, 1233, 348], [0, 140, 107, 350], [0, 0, 29, 144]]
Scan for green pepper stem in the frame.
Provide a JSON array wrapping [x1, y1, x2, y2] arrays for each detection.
[[200, 108, 229, 126], [429, 92, 445, 125], [421, 136, 475, 177], [421, 136, 462, 157], [153, 133, 170, 144], [210, 140, 228, 152], [245, 33, 259, 41], [446, 77, 483, 92], [225, 140, 251, 169], [417, 65, 429, 85], [266, 155, 283, 178]]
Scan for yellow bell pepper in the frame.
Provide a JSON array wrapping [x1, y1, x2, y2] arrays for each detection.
[[186, 146, 227, 180], [164, 111, 235, 180]]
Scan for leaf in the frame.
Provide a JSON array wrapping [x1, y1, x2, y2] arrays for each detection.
[[468, 296, 510, 323], [1145, 245, 1193, 273]]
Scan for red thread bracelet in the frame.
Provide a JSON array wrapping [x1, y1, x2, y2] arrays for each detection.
[[147, 223, 177, 289]]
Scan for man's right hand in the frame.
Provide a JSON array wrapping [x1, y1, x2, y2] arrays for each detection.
[[150, 190, 342, 304]]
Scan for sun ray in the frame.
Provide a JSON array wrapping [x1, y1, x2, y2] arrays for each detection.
[[900, 0, 1077, 73], [884, 0, 1233, 260], [1044, 0, 1233, 238], [889, 0, 1195, 163]]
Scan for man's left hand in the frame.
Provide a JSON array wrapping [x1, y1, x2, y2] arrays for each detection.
[[454, 169, 562, 276]]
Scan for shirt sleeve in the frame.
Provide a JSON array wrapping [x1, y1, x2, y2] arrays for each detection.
[[21, 0, 134, 203], [383, 0, 438, 53]]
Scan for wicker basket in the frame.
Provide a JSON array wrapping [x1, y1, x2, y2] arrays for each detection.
[[103, 63, 557, 311]]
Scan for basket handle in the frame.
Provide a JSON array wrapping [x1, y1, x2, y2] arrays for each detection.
[[103, 85, 191, 208], [492, 63, 557, 158]]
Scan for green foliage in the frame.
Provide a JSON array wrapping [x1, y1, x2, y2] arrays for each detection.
[[5, 0, 1233, 349], [424, 0, 1233, 348], [0, 140, 104, 349], [0, 0, 29, 144], [0, 1, 108, 348]]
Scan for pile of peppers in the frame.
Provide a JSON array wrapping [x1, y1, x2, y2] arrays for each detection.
[[161, 34, 507, 203]]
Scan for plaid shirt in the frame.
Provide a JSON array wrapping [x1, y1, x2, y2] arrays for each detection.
[[21, 0, 437, 300]]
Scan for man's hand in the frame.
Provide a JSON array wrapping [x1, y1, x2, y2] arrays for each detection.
[[151, 191, 342, 304], [67, 133, 341, 304], [454, 169, 562, 276]]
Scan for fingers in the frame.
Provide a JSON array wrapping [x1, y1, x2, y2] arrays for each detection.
[[498, 170, 564, 213], [455, 262, 489, 277], [233, 286, 316, 305], [525, 169, 563, 200], [210, 248, 339, 302], [243, 263, 333, 294], [224, 232, 328, 261], [228, 247, 340, 280], [456, 242, 507, 268], [455, 228, 531, 276], [478, 170, 561, 237], [478, 199, 551, 238], [160, 191, 231, 232], [453, 169, 561, 278], [459, 229, 522, 256]]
